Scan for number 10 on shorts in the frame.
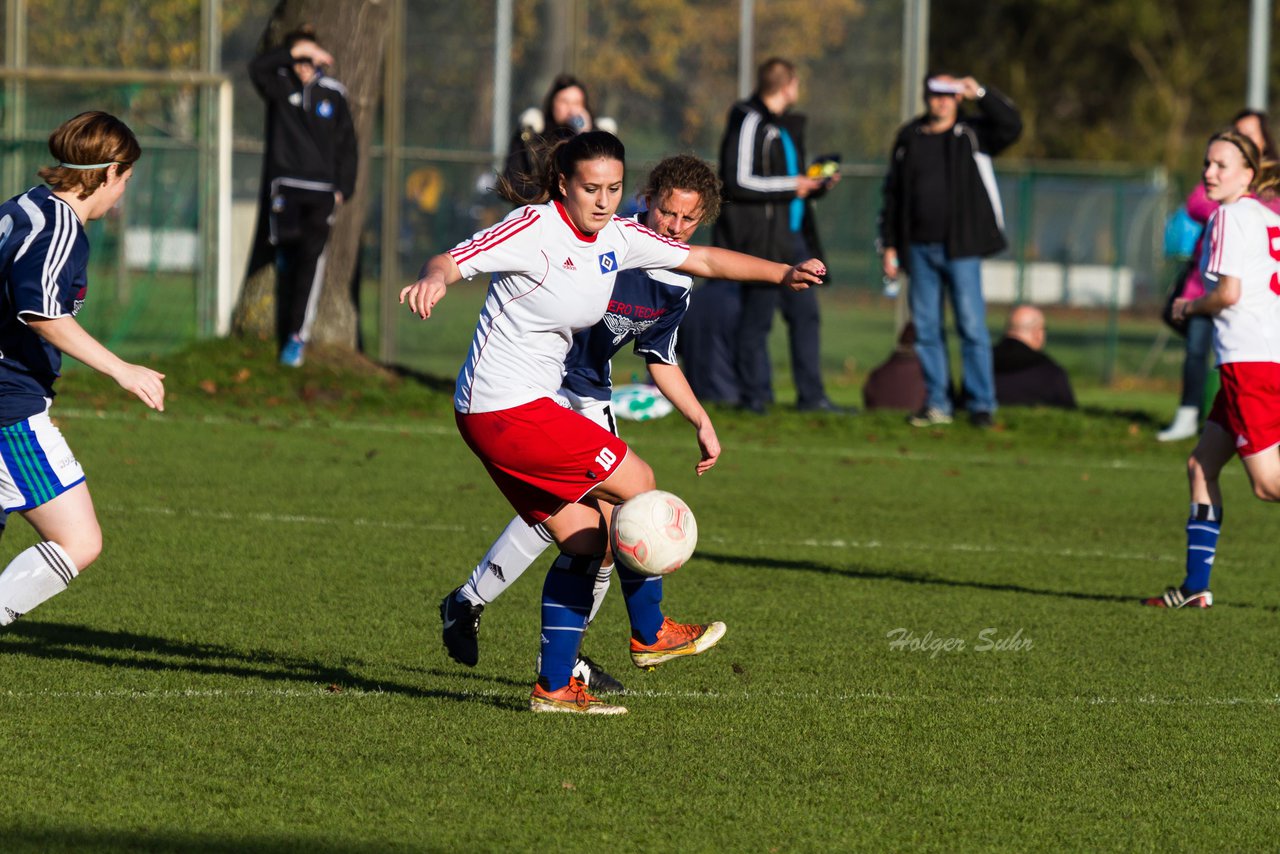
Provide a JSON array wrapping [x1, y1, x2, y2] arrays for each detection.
[[595, 447, 618, 471]]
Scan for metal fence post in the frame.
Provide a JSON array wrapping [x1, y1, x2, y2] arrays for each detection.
[[1103, 178, 1125, 385]]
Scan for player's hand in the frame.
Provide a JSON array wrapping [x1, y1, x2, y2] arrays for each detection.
[[399, 277, 447, 318], [114, 363, 166, 412], [784, 258, 827, 291], [1172, 297, 1192, 321], [293, 40, 334, 69], [959, 76, 983, 99], [694, 421, 721, 476]]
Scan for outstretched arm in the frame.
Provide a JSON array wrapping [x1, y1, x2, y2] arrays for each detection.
[[28, 316, 165, 411], [400, 253, 463, 318], [676, 245, 826, 291], [648, 362, 720, 476]]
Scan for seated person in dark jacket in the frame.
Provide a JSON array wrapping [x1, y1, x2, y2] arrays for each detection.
[[863, 322, 927, 411], [993, 305, 1076, 408]]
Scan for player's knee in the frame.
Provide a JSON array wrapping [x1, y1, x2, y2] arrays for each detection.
[[60, 526, 102, 571], [1187, 454, 1216, 484], [632, 457, 656, 492], [1251, 480, 1280, 502]]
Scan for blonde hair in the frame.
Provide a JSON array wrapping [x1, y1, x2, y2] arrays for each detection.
[[37, 111, 141, 200], [1208, 128, 1280, 198]]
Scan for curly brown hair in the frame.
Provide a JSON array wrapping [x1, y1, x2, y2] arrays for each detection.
[[636, 154, 722, 225]]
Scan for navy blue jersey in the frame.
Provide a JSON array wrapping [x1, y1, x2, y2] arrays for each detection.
[[0, 186, 90, 425], [561, 215, 691, 402]]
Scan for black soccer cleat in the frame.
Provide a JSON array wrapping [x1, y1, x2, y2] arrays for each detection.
[[440, 588, 484, 667], [1141, 585, 1213, 609], [574, 653, 625, 694]]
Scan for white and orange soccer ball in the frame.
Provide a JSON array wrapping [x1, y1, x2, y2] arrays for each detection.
[[610, 490, 698, 577]]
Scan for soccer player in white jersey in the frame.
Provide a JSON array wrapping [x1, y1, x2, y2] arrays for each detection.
[[438, 155, 725, 692], [401, 132, 825, 714], [0, 112, 166, 628], [1144, 129, 1280, 609]]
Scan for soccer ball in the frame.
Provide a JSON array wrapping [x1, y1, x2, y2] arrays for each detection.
[[610, 490, 698, 577]]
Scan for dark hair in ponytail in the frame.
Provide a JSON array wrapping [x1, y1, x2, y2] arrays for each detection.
[[497, 130, 625, 205]]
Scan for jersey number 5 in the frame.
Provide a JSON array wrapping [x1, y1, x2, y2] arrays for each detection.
[[1268, 226, 1280, 295]]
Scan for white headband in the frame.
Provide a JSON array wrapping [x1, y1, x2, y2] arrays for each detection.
[[58, 161, 118, 170]]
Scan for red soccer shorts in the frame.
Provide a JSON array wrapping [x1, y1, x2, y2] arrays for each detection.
[[455, 397, 630, 523], [1207, 361, 1280, 458]]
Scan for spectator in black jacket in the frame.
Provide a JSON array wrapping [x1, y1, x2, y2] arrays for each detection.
[[993, 305, 1076, 409], [684, 57, 844, 414], [502, 75, 596, 203], [878, 72, 1021, 428], [250, 25, 357, 367]]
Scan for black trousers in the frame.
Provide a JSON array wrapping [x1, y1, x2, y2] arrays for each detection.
[[680, 279, 742, 405], [270, 185, 335, 346], [735, 233, 827, 409], [736, 284, 826, 409]]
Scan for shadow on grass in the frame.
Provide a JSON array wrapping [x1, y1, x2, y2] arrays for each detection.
[[0, 621, 527, 709], [698, 550, 1280, 612], [385, 361, 456, 393], [2, 826, 397, 854]]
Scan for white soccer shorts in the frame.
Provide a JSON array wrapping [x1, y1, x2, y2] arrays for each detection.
[[0, 408, 86, 513]]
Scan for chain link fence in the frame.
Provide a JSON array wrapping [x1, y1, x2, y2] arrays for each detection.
[[2, 0, 1186, 388]]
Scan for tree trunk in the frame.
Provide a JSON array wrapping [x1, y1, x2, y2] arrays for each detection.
[[233, 0, 390, 351]]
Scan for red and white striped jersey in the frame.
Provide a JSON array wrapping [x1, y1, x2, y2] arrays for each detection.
[[449, 200, 689, 413]]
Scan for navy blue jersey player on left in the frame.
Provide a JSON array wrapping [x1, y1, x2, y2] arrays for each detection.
[[0, 112, 166, 629], [439, 155, 728, 690]]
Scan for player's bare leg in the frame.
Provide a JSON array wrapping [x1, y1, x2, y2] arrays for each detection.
[[0, 483, 100, 626], [1240, 445, 1280, 502], [1145, 423, 1233, 610]]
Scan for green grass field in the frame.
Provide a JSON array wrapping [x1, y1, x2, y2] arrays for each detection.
[[1, 331, 1275, 852]]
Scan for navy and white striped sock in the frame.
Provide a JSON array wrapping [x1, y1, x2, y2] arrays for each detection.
[[538, 552, 601, 690], [0, 541, 78, 626], [620, 566, 664, 645], [1183, 503, 1222, 593]]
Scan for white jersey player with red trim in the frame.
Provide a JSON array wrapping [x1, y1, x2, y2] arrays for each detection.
[[449, 200, 690, 413], [1202, 195, 1280, 365]]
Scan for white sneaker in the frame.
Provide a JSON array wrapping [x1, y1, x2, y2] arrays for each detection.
[[1157, 406, 1199, 442]]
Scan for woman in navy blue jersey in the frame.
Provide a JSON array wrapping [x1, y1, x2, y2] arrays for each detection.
[[0, 112, 166, 628]]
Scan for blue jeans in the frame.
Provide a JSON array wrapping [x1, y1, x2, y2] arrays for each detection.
[[907, 243, 995, 414], [1180, 315, 1213, 411]]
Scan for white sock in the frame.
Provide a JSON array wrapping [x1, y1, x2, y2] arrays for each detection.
[[587, 562, 614, 624], [461, 517, 554, 605], [0, 541, 78, 626]]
